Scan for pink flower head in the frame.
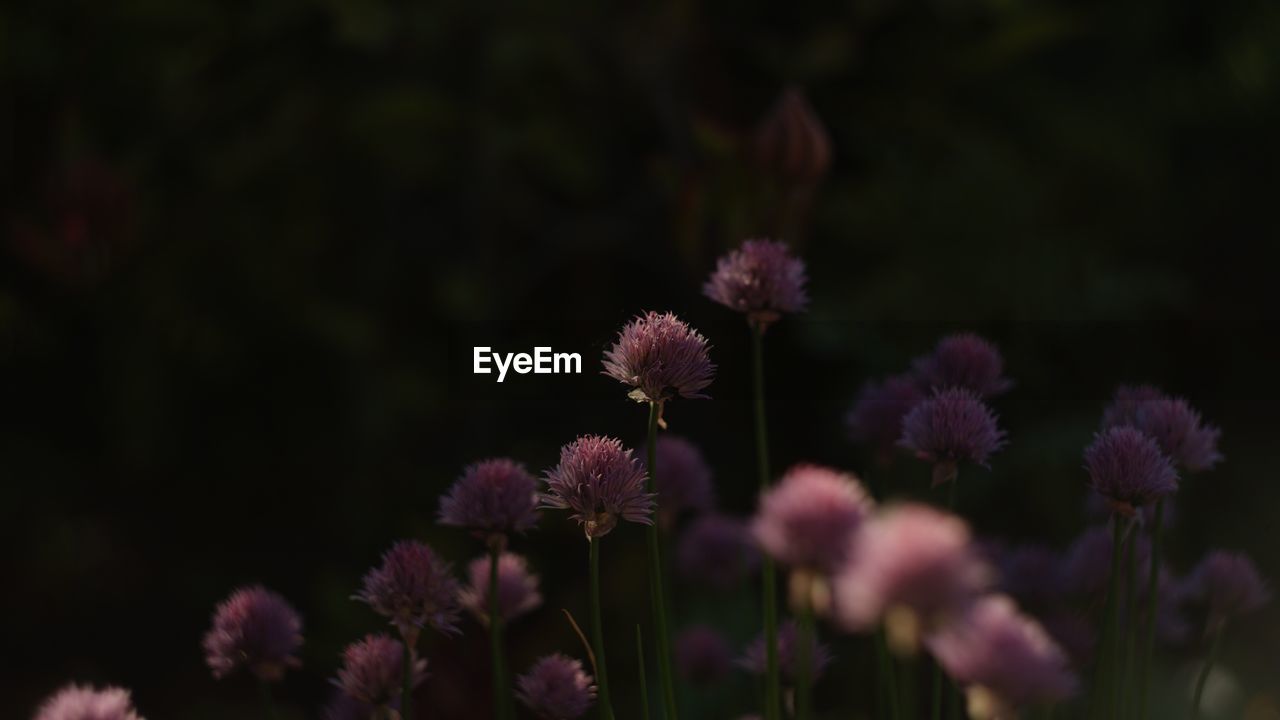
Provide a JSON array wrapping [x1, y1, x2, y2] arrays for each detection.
[[752, 464, 873, 573], [516, 654, 597, 720], [675, 624, 734, 686], [356, 540, 461, 644], [438, 458, 541, 537], [1183, 551, 1270, 632], [1084, 427, 1178, 516], [644, 434, 715, 527], [34, 685, 145, 720], [333, 634, 427, 707], [899, 388, 1006, 486], [203, 585, 303, 682], [703, 239, 809, 327], [677, 513, 760, 590], [542, 435, 655, 539], [913, 333, 1013, 399], [737, 619, 833, 681], [846, 374, 925, 461], [459, 552, 542, 626], [602, 311, 714, 405]]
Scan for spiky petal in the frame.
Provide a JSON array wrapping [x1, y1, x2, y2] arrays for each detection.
[[602, 311, 715, 405], [703, 239, 809, 326], [34, 685, 145, 720], [203, 585, 303, 682], [355, 540, 461, 644], [899, 388, 1007, 485], [438, 458, 541, 536], [542, 435, 655, 539], [333, 634, 427, 707], [459, 552, 542, 626], [516, 654, 597, 720], [912, 333, 1013, 399], [1084, 427, 1178, 516]]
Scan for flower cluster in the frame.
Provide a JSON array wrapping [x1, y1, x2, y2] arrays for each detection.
[[542, 435, 654, 539], [355, 540, 461, 644], [438, 457, 541, 538], [602, 311, 714, 405]]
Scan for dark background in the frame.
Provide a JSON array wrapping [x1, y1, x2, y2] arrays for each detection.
[[2, 0, 1278, 717]]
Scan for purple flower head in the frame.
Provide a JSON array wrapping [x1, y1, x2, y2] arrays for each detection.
[[752, 464, 873, 573], [542, 435, 655, 539], [438, 458, 540, 537], [738, 619, 833, 681], [516, 654, 597, 720], [459, 552, 542, 626], [1060, 525, 1150, 604], [677, 513, 760, 590], [913, 333, 1013, 399], [990, 544, 1063, 612], [1183, 551, 1270, 631], [675, 624, 733, 686], [1084, 427, 1178, 516], [1134, 398, 1223, 473], [333, 634, 427, 707], [835, 504, 993, 651], [1100, 385, 1167, 429], [846, 374, 926, 461], [926, 595, 1077, 715], [34, 685, 145, 720], [643, 435, 715, 527], [202, 585, 303, 682], [356, 540, 461, 645], [703, 239, 809, 328], [602, 312, 714, 406], [898, 388, 1007, 485], [321, 690, 376, 720], [752, 87, 832, 186]]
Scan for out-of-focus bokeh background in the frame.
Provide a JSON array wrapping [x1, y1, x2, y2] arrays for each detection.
[[3, 0, 1278, 717]]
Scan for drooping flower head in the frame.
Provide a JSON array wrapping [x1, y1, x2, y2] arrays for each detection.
[[835, 504, 993, 654], [459, 552, 542, 626], [203, 585, 303, 681], [752, 464, 873, 573], [333, 634, 427, 707], [34, 685, 145, 720], [926, 595, 1077, 719], [542, 435, 655, 539], [602, 311, 714, 406], [438, 458, 540, 538], [738, 619, 833, 681], [677, 513, 760, 590], [1101, 386, 1223, 473], [703, 239, 809, 328], [1183, 551, 1270, 632], [912, 333, 1013, 399], [516, 654, 597, 720], [643, 434, 715, 528], [675, 624, 734, 686], [1084, 427, 1178, 516], [846, 374, 925, 462], [356, 540, 461, 645], [899, 388, 1007, 485]]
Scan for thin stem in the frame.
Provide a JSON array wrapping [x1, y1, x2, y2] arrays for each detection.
[[590, 538, 615, 720], [489, 548, 510, 720], [400, 638, 413, 720], [796, 578, 815, 720], [637, 624, 652, 720], [258, 677, 279, 720], [751, 323, 782, 720], [646, 401, 679, 720], [933, 481, 958, 720], [1094, 516, 1127, 720], [1137, 500, 1164, 720], [876, 627, 902, 720], [1191, 623, 1224, 720], [1122, 524, 1139, 719]]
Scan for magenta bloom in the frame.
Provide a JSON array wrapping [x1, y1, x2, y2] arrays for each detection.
[[203, 585, 303, 682], [356, 540, 461, 644], [602, 311, 715, 405], [846, 374, 925, 461], [675, 624, 733, 685], [913, 333, 1013, 399], [1101, 386, 1222, 473], [677, 513, 760, 590], [927, 595, 1076, 715], [542, 435, 655, 539], [753, 87, 832, 186], [516, 654, 597, 720], [333, 634, 427, 707], [899, 388, 1006, 485], [438, 458, 540, 536], [752, 464, 873, 572], [703, 239, 809, 326], [1084, 427, 1178, 516], [459, 552, 542, 626], [738, 619, 833, 681], [835, 504, 993, 650], [34, 685, 145, 720], [644, 434, 715, 527], [1183, 551, 1270, 631]]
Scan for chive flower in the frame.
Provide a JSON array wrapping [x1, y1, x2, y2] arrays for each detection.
[[846, 374, 925, 462], [333, 634, 427, 707], [738, 619, 833, 681], [1183, 551, 1270, 632], [602, 311, 714, 405], [703, 239, 809, 328], [542, 435, 655, 539], [677, 513, 760, 590], [459, 552, 542, 626], [752, 87, 832, 187], [356, 540, 461, 645], [516, 654, 597, 720], [912, 333, 1013, 399], [643, 434, 715, 528], [752, 464, 873, 573], [1083, 427, 1178, 516], [899, 387, 1007, 486], [34, 685, 145, 720], [1101, 386, 1222, 472], [675, 624, 733, 686], [438, 458, 541, 537], [203, 585, 303, 682]]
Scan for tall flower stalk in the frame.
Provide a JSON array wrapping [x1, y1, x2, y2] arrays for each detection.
[[646, 402, 680, 718], [751, 323, 782, 720], [488, 548, 510, 720], [589, 537, 613, 720]]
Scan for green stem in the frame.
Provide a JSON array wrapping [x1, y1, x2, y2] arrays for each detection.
[[1191, 623, 1224, 720], [1094, 516, 1127, 720], [489, 548, 510, 720], [400, 638, 413, 720], [258, 677, 278, 720], [751, 322, 782, 720], [933, 480, 958, 720], [876, 627, 902, 720], [1122, 525, 1139, 719], [590, 538, 615, 720], [646, 401, 679, 720], [1137, 500, 1164, 720], [796, 582, 815, 720], [637, 624, 652, 720]]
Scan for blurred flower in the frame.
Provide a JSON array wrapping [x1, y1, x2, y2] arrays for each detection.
[[752, 464, 872, 573], [602, 311, 714, 405], [846, 374, 925, 462], [990, 543, 1063, 612], [322, 690, 379, 720], [835, 504, 993, 654], [752, 87, 832, 187], [677, 513, 760, 590], [912, 334, 1013, 399], [542, 435, 655, 539], [926, 595, 1077, 719], [703, 239, 808, 328], [34, 685, 145, 720], [1084, 427, 1178, 516], [643, 435, 715, 528], [1183, 551, 1270, 632], [1100, 385, 1167, 430], [738, 619, 832, 681], [899, 388, 1006, 486], [1101, 386, 1223, 473], [1060, 525, 1150, 605], [203, 585, 303, 682], [1039, 609, 1097, 667], [675, 624, 733, 686], [333, 634, 427, 707], [438, 458, 540, 538], [516, 654, 597, 720], [356, 540, 461, 645], [1085, 491, 1175, 528], [459, 552, 542, 626]]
